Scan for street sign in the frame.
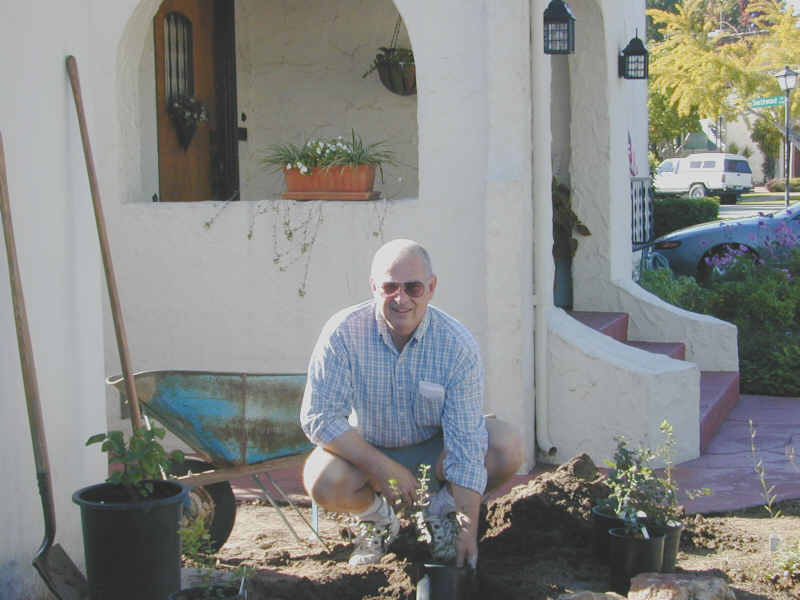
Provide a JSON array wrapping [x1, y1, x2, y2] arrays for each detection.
[[750, 95, 786, 108]]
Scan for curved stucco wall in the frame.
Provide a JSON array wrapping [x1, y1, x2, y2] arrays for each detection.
[[546, 308, 700, 466]]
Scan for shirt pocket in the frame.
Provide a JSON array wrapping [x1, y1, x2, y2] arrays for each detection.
[[414, 381, 445, 427]]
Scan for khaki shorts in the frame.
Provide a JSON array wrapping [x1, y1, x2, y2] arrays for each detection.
[[376, 434, 444, 491]]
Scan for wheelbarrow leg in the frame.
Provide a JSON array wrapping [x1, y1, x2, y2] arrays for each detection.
[[262, 472, 329, 551], [249, 475, 330, 552]]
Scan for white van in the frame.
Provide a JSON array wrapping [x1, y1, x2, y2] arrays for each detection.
[[653, 152, 753, 204]]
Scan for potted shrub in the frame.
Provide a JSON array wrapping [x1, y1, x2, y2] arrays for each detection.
[[73, 426, 188, 600], [391, 466, 476, 600], [260, 130, 395, 200], [362, 17, 416, 96], [552, 178, 590, 308], [595, 421, 711, 590]]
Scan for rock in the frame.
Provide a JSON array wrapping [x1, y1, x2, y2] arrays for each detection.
[[628, 573, 736, 600]]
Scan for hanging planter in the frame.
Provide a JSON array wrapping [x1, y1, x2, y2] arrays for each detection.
[[167, 95, 209, 151], [363, 17, 416, 96]]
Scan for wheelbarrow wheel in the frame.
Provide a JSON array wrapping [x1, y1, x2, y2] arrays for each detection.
[[174, 459, 236, 553]]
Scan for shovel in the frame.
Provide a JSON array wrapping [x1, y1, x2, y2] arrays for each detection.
[[0, 133, 88, 598]]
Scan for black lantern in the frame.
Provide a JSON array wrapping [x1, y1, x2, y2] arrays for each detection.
[[543, 0, 575, 55], [619, 32, 649, 79]]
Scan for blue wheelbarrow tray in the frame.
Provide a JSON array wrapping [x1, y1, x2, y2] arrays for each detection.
[[105, 370, 325, 551], [106, 370, 313, 474]]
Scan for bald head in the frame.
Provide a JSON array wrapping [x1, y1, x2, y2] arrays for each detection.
[[370, 239, 434, 281]]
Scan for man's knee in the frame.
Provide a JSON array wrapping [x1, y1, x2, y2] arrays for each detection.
[[303, 447, 365, 507]]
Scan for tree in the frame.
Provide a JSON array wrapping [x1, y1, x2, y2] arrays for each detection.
[[647, 0, 800, 160], [649, 87, 703, 161]]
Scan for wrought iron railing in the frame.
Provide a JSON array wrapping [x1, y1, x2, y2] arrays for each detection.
[[631, 176, 654, 249]]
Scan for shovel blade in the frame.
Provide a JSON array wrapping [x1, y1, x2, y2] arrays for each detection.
[[33, 543, 88, 600]]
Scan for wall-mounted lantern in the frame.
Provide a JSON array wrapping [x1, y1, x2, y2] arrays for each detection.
[[543, 0, 575, 55], [619, 32, 648, 79]]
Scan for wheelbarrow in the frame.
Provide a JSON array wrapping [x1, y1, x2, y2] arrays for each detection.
[[106, 370, 325, 552]]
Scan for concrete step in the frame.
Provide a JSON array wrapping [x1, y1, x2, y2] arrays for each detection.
[[699, 371, 741, 453], [568, 311, 629, 342], [624, 341, 686, 360]]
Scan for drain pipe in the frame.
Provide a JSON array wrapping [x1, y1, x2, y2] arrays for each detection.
[[532, 5, 557, 457]]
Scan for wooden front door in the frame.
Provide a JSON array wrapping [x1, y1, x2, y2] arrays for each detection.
[[154, 0, 216, 202]]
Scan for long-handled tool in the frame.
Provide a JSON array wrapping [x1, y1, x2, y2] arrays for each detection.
[[0, 132, 89, 599], [65, 55, 143, 431]]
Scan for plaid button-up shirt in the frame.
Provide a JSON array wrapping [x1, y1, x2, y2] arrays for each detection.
[[300, 300, 488, 494]]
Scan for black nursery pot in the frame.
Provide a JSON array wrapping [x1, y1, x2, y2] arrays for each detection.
[[416, 563, 476, 600], [648, 521, 684, 573], [591, 506, 628, 559], [73, 480, 189, 600], [607, 527, 665, 596]]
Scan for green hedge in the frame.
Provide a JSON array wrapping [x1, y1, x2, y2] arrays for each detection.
[[638, 249, 800, 396], [653, 196, 719, 238], [765, 177, 800, 192]]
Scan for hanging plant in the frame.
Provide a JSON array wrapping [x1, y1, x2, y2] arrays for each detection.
[[363, 17, 416, 96], [167, 95, 209, 150]]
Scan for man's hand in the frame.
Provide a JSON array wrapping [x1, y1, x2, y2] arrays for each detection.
[[371, 460, 419, 508], [450, 484, 481, 569], [454, 512, 478, 568]]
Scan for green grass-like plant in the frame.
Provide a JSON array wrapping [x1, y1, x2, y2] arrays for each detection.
[[260, 130, 395, 179]]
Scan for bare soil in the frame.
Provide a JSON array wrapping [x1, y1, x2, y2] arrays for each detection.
[[199, 455, 800, 599]]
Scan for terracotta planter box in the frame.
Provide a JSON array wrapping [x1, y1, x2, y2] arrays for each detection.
[[281, 165, 380, 200]]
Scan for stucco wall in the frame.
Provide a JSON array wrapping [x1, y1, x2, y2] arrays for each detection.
[[105, 0, 534, 467], [0, 3, 107, 596]]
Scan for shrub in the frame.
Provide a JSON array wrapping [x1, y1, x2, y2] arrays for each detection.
[[639, 245, 800, 396], [653, 196, 719, 238], [638, 268, 711, 314], [765, 177, 800, 193]]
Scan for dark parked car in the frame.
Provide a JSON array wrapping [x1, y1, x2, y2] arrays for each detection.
[[652, 202, 800, 281]]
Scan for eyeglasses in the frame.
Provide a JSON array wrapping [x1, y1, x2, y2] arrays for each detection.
[[378, 280, 428, 298]]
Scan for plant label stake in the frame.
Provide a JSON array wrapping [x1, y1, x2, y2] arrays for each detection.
[[0, 132, 89, 599]]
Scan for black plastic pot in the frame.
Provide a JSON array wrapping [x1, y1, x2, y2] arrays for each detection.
[[169, 584, 245, 600], [416, 563, 476, 600], [607, 527, 665, 596], [73, 480, 189, 600], [591, 506, 628, 559], [649, 521, 684, 573]]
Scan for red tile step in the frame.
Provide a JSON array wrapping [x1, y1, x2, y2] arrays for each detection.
[[568, 311, 629, 342], [623, 341, 686, 360], [699, 371, 741, 453]]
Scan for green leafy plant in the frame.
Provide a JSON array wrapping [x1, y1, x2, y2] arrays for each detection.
[[260, 130, 395, 180], [769, 542, 800, 588], [86, 427, 184, 500], [389, 464, 464, 564], [552, 179, 591, 260], [601, 421, 710, 537]]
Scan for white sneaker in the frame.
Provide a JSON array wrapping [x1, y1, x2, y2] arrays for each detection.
[[347, 499, 400, 566]]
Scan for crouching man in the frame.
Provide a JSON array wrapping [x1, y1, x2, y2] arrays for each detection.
[[300, 239, 523, 568]]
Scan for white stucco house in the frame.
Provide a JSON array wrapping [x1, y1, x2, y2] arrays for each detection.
[[1, 0, 739, 596]]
